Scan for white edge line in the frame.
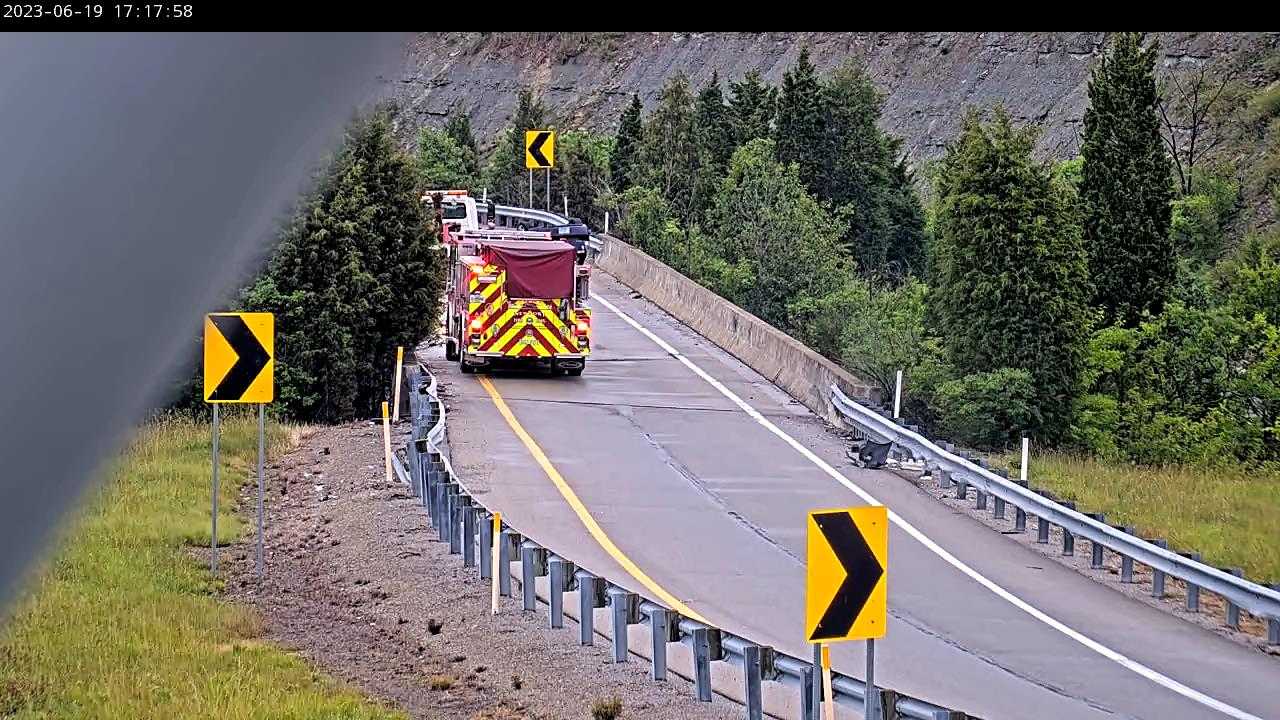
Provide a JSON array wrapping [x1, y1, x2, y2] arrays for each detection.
[[591, 291, 1262, 720]]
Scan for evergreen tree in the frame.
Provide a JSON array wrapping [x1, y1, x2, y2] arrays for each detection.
[[883, 152, 928, 279], [774, 48, 827, 193], [694, 72, 734, 220], [444, 108, 480, 182], [610, 94, 643, 194], [243, 109, 443, 422], [707, 138, 851, 332], [932, 109, 1089, 440], [636, 74, 700, 224], [549, 130, 612, 226], [484, 88, 547, 205], [1081, 32, 1175, 326], [728, 70, 776, 146], [821, 60, 891, 270]]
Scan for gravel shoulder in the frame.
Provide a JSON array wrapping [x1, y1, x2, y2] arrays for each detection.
[[223, 420, 742, 720]]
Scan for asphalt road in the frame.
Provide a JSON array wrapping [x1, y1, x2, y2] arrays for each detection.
[[431, 273, 1279, 720]]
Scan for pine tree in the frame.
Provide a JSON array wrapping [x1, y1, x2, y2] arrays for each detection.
[[549, 130, 612, 226], [693, 72, 734, 220], [1081, 32, 1175, 326], [932, 109, 1089, 440], [728, 70, 776, 146], [774, 48, 827, 194], [636, 74, 700, 224], [416, 127, 477, 191], [610, 94, 643, 194], [243, 109, 443, 422], [484, 88, 547, 205], [444, 108, 480, 182]]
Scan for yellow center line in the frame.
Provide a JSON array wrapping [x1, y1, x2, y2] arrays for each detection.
[[477, 375, 708, 624]]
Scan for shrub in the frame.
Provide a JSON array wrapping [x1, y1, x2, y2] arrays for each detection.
[[591, 696, 623, 720], [930, 368, 1039, 449]]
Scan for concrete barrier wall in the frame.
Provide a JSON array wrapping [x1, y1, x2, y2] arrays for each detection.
[[594, 235, 878, 422]]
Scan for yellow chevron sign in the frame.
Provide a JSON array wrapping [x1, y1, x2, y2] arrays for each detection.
[[806, 505, 887, 642], [204, 312, 274, 403], [525, 130, 555, 169]]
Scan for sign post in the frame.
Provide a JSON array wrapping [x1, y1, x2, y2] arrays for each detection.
[[525, 129, 555, 213], [204, 312, 274, 579], [806, 506, 888, 719]]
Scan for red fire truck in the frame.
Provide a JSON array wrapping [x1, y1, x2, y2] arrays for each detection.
[[430, 192, 592, 376]]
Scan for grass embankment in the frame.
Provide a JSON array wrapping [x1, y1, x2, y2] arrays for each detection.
[[1002, 453, 1280, 582], [0, 413, 404, 719]]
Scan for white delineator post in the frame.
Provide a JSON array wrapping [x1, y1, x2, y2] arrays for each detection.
[[381, 401, 392, 486], [893, 369, 903, 419], [604, 211, 610, 235], [1020, 436, 1030, 482], [563, 194, 569, 218], [391, 346, 404, 423]]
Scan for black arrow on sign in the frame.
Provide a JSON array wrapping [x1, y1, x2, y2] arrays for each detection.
[[809, 511, 883, 641], [208, 315, 270, 401], [528, 131, 552, 167]]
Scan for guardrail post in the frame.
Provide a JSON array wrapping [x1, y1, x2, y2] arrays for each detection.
[[1013, 480, 1028, 532], [1151, 539, 1168, 598], [650, 607, 671, 680], [406, 441, 420, 496], [975, 489, 987, 511], [692, 627, 712, 702], [1036, 515, 1050, 544], [548, 556, 569, 628], [993, 495, 1005, 520], [576, 571, 599, 645], [498, 529, 517, 597], [801, 664, 818, 720], [1119, 527, 1135, 582], [1088, 514, 1105, 569], [520, 540, 540, 611], [955, 479, 968, 500], [460, 496, 475, 566], [1224, 567, 1243, 629], [937, 469, 952, 490], [1269, 584, 1280, 645], [478, 510, 493, 580], [448, 487, 462, 555], [1060, 501, 1076, 556], [433, 483, 447, 539], [607, 586, 637, 662], [743, 643, 763, 720], [1181, 552, 1201, 612]]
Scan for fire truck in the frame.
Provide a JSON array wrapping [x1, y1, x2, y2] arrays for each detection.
[[427, 191, 592, 376]]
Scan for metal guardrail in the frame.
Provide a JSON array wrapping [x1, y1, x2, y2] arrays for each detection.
[[397, 363, 977, 720], [490, 204, 604, 252], [830, 384, 1280, 638]]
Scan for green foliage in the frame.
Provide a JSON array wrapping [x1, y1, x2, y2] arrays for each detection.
[[243, 109, 443, 422], [1246, 81, 1280, 125], [610, 94, 643, 193], [415, 126, 478, 191], [932, 108, 1089, 441], [774, 48, 828, 194], [931, 368, 1040, 449], [694, 72, 734, 221], [444, 108, 480, 182], [789, 278, 928, 399], [1081, 32, 1175, 326], [636, 74, 700, 224], [616, 185, 683, 260], [550, 130, 612, 226], [705, 139, 850, 331], [483, 89, 547, 205], [728, 70, 777, 146]]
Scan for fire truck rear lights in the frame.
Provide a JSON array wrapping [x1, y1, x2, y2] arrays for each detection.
[[575, 321, 590, 335], [469, 318, 483, 332]]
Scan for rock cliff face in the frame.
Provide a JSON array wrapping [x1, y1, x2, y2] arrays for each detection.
[[388, 32, 1277, 165]]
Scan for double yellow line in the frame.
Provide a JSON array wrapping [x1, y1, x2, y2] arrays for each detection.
[[477, 375, 707, 624]]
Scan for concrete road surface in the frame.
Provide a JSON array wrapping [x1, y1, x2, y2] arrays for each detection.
[[431, 273, 1278, 720]]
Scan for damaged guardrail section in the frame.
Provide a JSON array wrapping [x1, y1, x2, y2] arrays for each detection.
[[395, 363, 978, 720], [830, 384, 1280, 645]]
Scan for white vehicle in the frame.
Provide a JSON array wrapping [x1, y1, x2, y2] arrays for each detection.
[[421, 189, 481, 233]]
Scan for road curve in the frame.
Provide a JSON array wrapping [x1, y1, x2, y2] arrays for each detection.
[[429, 273, 1279, 720]]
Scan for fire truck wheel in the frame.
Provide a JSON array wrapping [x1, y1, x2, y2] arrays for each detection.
[[459, 353, 475, 374], [444, 337, 458, 361], [566, 364, 584, 377]]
